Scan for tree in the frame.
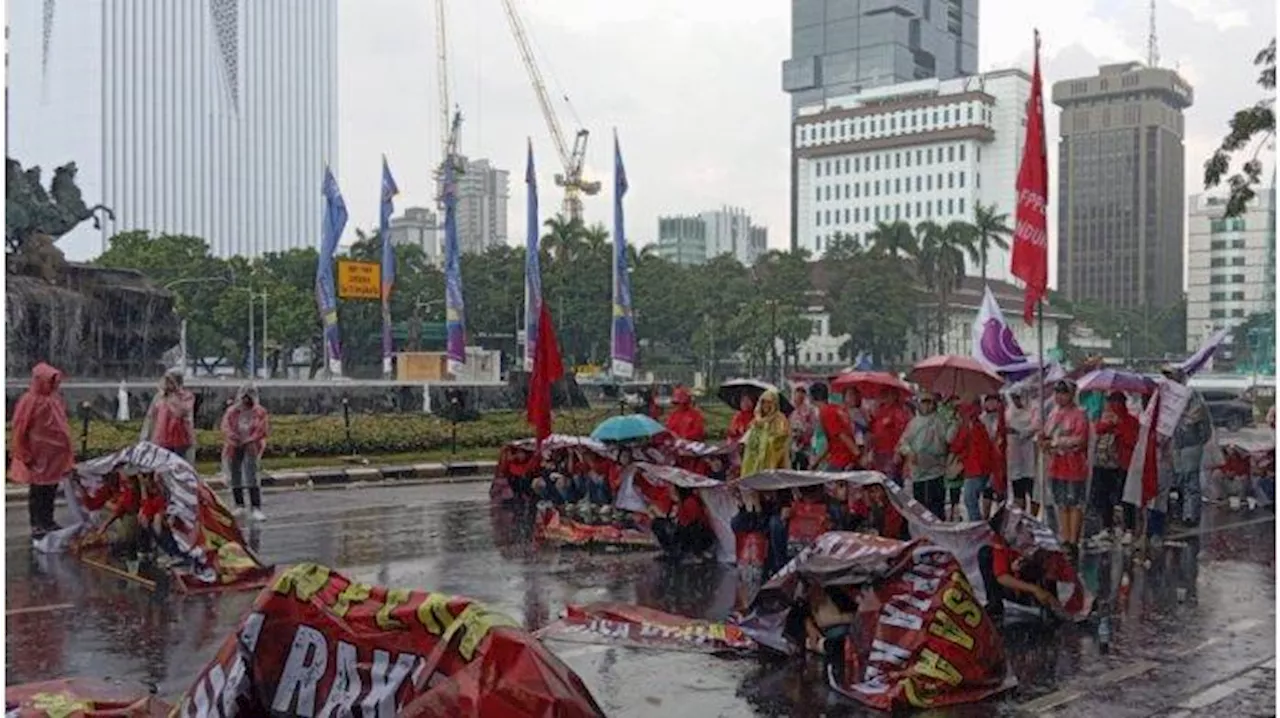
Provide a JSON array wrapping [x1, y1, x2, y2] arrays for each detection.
[[866, 220, 918, 259], [1205, 38, 1275, 218], [826, 245, 919, 367], [971, 202, 1012, 285], [917, 220, 979, 353]]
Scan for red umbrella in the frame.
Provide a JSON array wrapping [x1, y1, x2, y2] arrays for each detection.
[[831, 371, 912, 396], [908, 355, 1004, 400]]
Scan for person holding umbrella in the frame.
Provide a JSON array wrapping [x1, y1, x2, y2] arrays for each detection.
[[741, 390, 791, 477], [1040, 380, 1089, 556]]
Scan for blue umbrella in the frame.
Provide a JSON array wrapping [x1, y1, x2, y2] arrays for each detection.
[[590, 414, 668, 443]]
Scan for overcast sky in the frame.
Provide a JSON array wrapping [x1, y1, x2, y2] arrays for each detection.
[[336, 0, 1276, 281]]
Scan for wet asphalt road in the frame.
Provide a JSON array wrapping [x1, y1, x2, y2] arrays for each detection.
[[5, 479, 1276, 717]]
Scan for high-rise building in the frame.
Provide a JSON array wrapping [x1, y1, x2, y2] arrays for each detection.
[[389, 207, 440, 262], [1185, 191, 1276, 352], [655, 208, 767, 266], [793, 69, 1029, 280], [783, 0, 978, 246], [1052, 62, 1193, 311], [7, 0, 338, 259], [781, 0, 978, 114], [447, 156, 509, 255]]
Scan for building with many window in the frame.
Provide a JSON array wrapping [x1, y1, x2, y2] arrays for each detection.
[[388, 207, 440, 261], [656, 207, 767, 266], [8, 0, 338, 259], [1052, 62, 1193, 311], [792, 69, 1029, 281], [1185, 191, 1276, 353], [447, 156, 509, 255]]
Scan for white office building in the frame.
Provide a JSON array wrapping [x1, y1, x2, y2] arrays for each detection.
[[655, 207, 767, 267], [793, 69, 1029, 281], [389, 206, 440, 261], [1185, 191, 1277, 352], [7, 0, 338, 259]]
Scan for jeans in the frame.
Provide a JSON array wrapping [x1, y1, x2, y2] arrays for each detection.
[[1174, 470, 1202, 523], [962, 476, 988, 521], [586, 477, 612, 505], [228, 447, 261, 509], [1091, 467, 1125, 530], [28, 484, 58, 531]]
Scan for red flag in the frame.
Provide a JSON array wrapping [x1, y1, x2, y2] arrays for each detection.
[[527, 301, 564, 444], [1141, 392, 1160, 505], [1011, 30, 1049, 324]]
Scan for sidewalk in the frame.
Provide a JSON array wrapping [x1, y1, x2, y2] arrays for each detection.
[[5, 458, 499, 502]]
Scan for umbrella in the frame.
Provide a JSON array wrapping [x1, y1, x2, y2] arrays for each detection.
[[1076, 368, 1157, 395], [717, 379, 794, 415], [908, 355, 1004, 400], [589, 414, 668, 443], [831, 370, 912, 396]]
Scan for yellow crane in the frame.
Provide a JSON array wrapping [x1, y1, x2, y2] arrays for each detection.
[[499, 0, 600, 222]]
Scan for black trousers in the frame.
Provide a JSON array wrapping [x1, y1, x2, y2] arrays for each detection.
[[28, 484, 57, 530], [912, 478, 946, 521], [1091, 467, 1126, 530]]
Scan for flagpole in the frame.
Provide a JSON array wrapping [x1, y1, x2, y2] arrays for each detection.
[[1037, 299, 1047, 520]]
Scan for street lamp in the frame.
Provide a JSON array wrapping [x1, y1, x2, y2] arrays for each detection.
[[152, 276, 231, 377]]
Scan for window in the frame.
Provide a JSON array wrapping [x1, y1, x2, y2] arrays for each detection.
[[816, 163, 822, 178], [1229, 238, 1246, 248], [895, 153, 901, 169], [906, 203, 912, 219], [976, 147, 981, 162], [854, 157, 861, 172], [948, 146, 955, 162], [959, 172, 965, 188], [895, 204, 901, 220], [1210, 276, 1227, 285], [879, 118, 885, 132], [875, 180, 881, 196], [936, 199, 943, 215], [1210, 309, 1226, 319], [948, 172, 954, 189], [825, 210, 831, 224], [1210, 258, 1226, 268], [844, 184, 850, 198], [825, 186, 831, 200], [958, 198, 965, 214], [890, 117, 896, 130], [895, 178, 901, 193], [1230, 218, 1246, 231], [844, 158, 850, 173], [827, 352, 834, 363], [1231, 291, 1246, 300], [864, 181, 869, 195], [976, 172, 981, 188], [916, 176, 922, 192], [933, 110, 939, 124], [1232, 309, 1246, 317], [1210, 240, 1227, 250], [967, 106, 973, 121], [834, 161, 841, 176], [825, 160, 832, 174], [916, 149, 923, 164], [815, 187, 821, 201], [927, 148, 934, 163], [1232, 256, 1246, 266], [943, 109, 950, 123], [1231, 274, 1246, 283], [815, 211, 822, 226], [906, 152, 912, 167], [874, 206, 881, 221], [854, 183, 861, 198], [875, 155, 881, 171], [927, 175, 933, 190], [1210, 219, 1227, 233], [959, 145, 966, 161], [916, 201, 922, 216], [843, 208, 850, 223], [854, 207, 861, 222], [947, 198, 954, 214], [1210, 292, 1226, 301]]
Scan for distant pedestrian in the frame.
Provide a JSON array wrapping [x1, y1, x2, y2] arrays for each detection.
[[9, 363, 76, 538], [1040, 380, 1089, 555], [141, 368, 196, 463], [220, 385, 270, 520]]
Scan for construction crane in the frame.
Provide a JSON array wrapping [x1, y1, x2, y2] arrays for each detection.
[[499, 0, 600, 222], [434, 0, 464, 207]]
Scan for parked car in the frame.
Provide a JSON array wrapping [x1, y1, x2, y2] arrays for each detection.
[[1200, 389, 1256, 432]]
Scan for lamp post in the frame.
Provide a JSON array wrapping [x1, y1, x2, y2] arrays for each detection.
[[158, 276, 231, 377]]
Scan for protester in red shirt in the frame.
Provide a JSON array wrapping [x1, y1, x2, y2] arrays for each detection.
[[1040, 380, 1090, 553], [811, 383, 858, 470], [949, 402, 994, 521], [786, 486, 832, 555], [651, 484, 714, 561], [869, 392, 911, 478], [977, 524, 1063, 621], [727, 394, 756, 442], [1091, 391, 1140, 546], [981, 394, 1009, 517], [665, 387, 706, 441]]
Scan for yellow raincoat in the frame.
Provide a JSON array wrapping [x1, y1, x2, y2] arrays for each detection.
[[741, 390, 792, 476]]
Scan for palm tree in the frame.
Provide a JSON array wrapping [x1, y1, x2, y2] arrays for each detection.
[[541, 214, 585, 263], [971, 202, 1013, 285], [866, 220, 919, 259], [916, 220, 979, 353]]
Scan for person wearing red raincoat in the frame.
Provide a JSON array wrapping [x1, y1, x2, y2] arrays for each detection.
[[948, 402, 994, 522], [141, 369, 196, 462], [869, 393, 911, 478], [1091, 391, 1140, 545], [9, 363, 76, 538], [220, 385, 270, 520], [727, 394, 755, 442], [665, 387, 706, 441]]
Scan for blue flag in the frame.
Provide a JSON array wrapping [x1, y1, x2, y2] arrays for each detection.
[[316, 166, 347, 368], [379, 157, 399, 375], [443, 153, 467, 372], [524, 139, 543, 372], [610, 131, 636, 379]]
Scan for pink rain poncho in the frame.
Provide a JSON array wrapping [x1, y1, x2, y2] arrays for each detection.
[[8, 363, 75, 486]]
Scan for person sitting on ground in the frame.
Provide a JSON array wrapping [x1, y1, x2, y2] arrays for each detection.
[[651, 485, 714, 561], [825, 482, 860, 532], [858, 483, 909, 540], [530, 473, 567, 506], [502, 448, 539, 499], [978, 511, 1064, 622], [784, 578, 859, 685]]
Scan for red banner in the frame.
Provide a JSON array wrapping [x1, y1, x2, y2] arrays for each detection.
[[5, 679, 170, 717], [176, 563, 604, 717], [534, 505, 658, 549], [744, 533, 1015, 711], [538, 603, 756, 654]]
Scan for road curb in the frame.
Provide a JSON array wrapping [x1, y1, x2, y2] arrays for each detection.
[[5, 459, 498, 502]]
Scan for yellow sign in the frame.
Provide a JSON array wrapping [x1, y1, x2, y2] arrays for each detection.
[[337, 260, 381, 300]]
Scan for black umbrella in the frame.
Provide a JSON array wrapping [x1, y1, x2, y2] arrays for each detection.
[[717, 379, 794, 416]]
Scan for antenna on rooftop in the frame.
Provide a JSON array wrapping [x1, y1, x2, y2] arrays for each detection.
[[1147, 0, 1160, 67]]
